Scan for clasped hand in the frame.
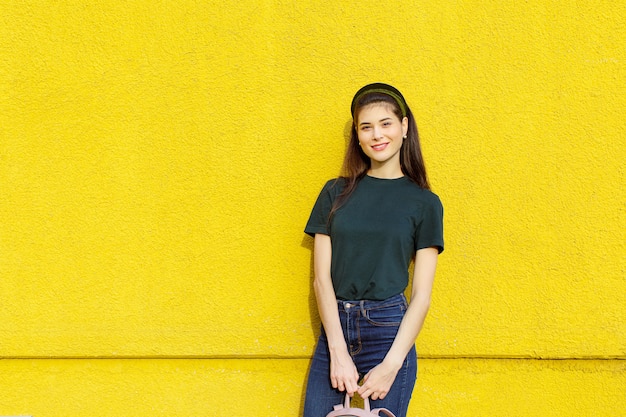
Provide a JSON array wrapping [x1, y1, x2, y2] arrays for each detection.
[[331, 353, 399, 401]]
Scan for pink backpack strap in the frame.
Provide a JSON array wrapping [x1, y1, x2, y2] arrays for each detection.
[[371, 407, 397, 417], [324, 394, 397, 417]]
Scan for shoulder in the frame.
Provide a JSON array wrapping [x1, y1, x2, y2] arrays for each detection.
[[309, 178, 347, 205], [320, 177, 347, 193], [422, 189, 443, 209], [404, 180, 442, 203], [401, 182, 443, 215]]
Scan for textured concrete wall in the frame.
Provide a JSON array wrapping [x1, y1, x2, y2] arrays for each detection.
[[1, 1, 624, 416]]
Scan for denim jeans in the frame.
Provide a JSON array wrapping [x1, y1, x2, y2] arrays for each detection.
[[303, 293, 417, 417]]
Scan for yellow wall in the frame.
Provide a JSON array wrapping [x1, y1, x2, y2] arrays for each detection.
[[0, 1, 623, 416]]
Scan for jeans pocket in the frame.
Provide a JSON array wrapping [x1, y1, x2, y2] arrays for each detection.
[[364, 303, 405, 327]]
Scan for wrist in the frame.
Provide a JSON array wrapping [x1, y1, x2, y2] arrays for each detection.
[[382, 355, 404, 372], [328, 343, 349, 356]]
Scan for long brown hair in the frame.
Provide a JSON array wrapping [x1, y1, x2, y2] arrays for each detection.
[[329, 89, 431, 221]]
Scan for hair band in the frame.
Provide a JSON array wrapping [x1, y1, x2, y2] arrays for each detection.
[[351, 83, 408, 118]]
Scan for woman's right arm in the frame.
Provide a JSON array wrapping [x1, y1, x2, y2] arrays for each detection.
[[313, 233, 360, 395]]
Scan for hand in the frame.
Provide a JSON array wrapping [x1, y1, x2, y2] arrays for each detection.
[[330, 348, 360, 396], [357, 361, 400, 400]]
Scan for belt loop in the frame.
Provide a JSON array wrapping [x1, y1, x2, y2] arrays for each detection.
[[359, 300, 366, 316]]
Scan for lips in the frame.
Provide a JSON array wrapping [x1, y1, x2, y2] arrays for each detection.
[[371, 143, 389, 151]]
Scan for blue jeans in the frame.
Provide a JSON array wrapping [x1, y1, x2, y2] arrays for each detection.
[[303, 293, 417, 417]]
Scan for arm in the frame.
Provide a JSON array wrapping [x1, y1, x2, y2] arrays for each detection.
[[358, 246, 439, 400], [313, 233, 360, 395]]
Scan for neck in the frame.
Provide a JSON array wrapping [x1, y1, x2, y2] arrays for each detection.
[[368, 161, 404, 179]]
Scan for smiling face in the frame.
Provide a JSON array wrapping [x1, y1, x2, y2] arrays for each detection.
[[356, 103, 408, 175]]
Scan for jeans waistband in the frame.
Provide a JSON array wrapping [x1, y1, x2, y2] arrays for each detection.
[[337, 293, 407, 313]]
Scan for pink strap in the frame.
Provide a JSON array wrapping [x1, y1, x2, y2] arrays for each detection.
[[371, 408, 397, 417], [324, 394, 397, 417]]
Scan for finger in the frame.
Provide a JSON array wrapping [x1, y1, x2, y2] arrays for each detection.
[[372, 389, 382, 401], [358, 376, 370, 391], [357, 385, 371, 399], [371, 388, 389, 401], [345, 379, 357, 395]]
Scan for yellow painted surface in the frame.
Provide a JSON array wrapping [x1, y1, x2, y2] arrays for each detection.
[[0, 359, 624, 417], [0, 0, 624, 415]]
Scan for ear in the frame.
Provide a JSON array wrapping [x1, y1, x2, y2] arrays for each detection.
[[402, 116, 408, 137]]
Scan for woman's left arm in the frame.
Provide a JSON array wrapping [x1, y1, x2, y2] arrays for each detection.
[[357, 246, 439, 400]]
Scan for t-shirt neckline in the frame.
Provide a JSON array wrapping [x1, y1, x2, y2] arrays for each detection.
[[365, 174, 406, 181]]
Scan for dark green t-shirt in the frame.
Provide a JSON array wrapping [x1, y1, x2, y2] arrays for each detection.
[[305, 175, 444, 301]]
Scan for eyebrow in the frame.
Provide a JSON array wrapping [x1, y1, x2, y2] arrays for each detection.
[[359, 117, 393, 126]]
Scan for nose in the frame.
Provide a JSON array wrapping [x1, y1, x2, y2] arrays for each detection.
[[372, 125, 384, 140]]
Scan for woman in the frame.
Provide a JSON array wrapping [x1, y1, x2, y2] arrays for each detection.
[[303, 83, 444, 417]]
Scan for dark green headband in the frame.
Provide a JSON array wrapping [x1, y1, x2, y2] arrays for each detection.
[[351, 83, 408, 118]]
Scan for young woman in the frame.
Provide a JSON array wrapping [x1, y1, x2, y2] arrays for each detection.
[[303, 83, 444, 417]]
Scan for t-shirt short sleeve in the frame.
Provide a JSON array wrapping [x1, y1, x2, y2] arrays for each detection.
[[304, 179, 341, 237], [415, 194, 444, 253]]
